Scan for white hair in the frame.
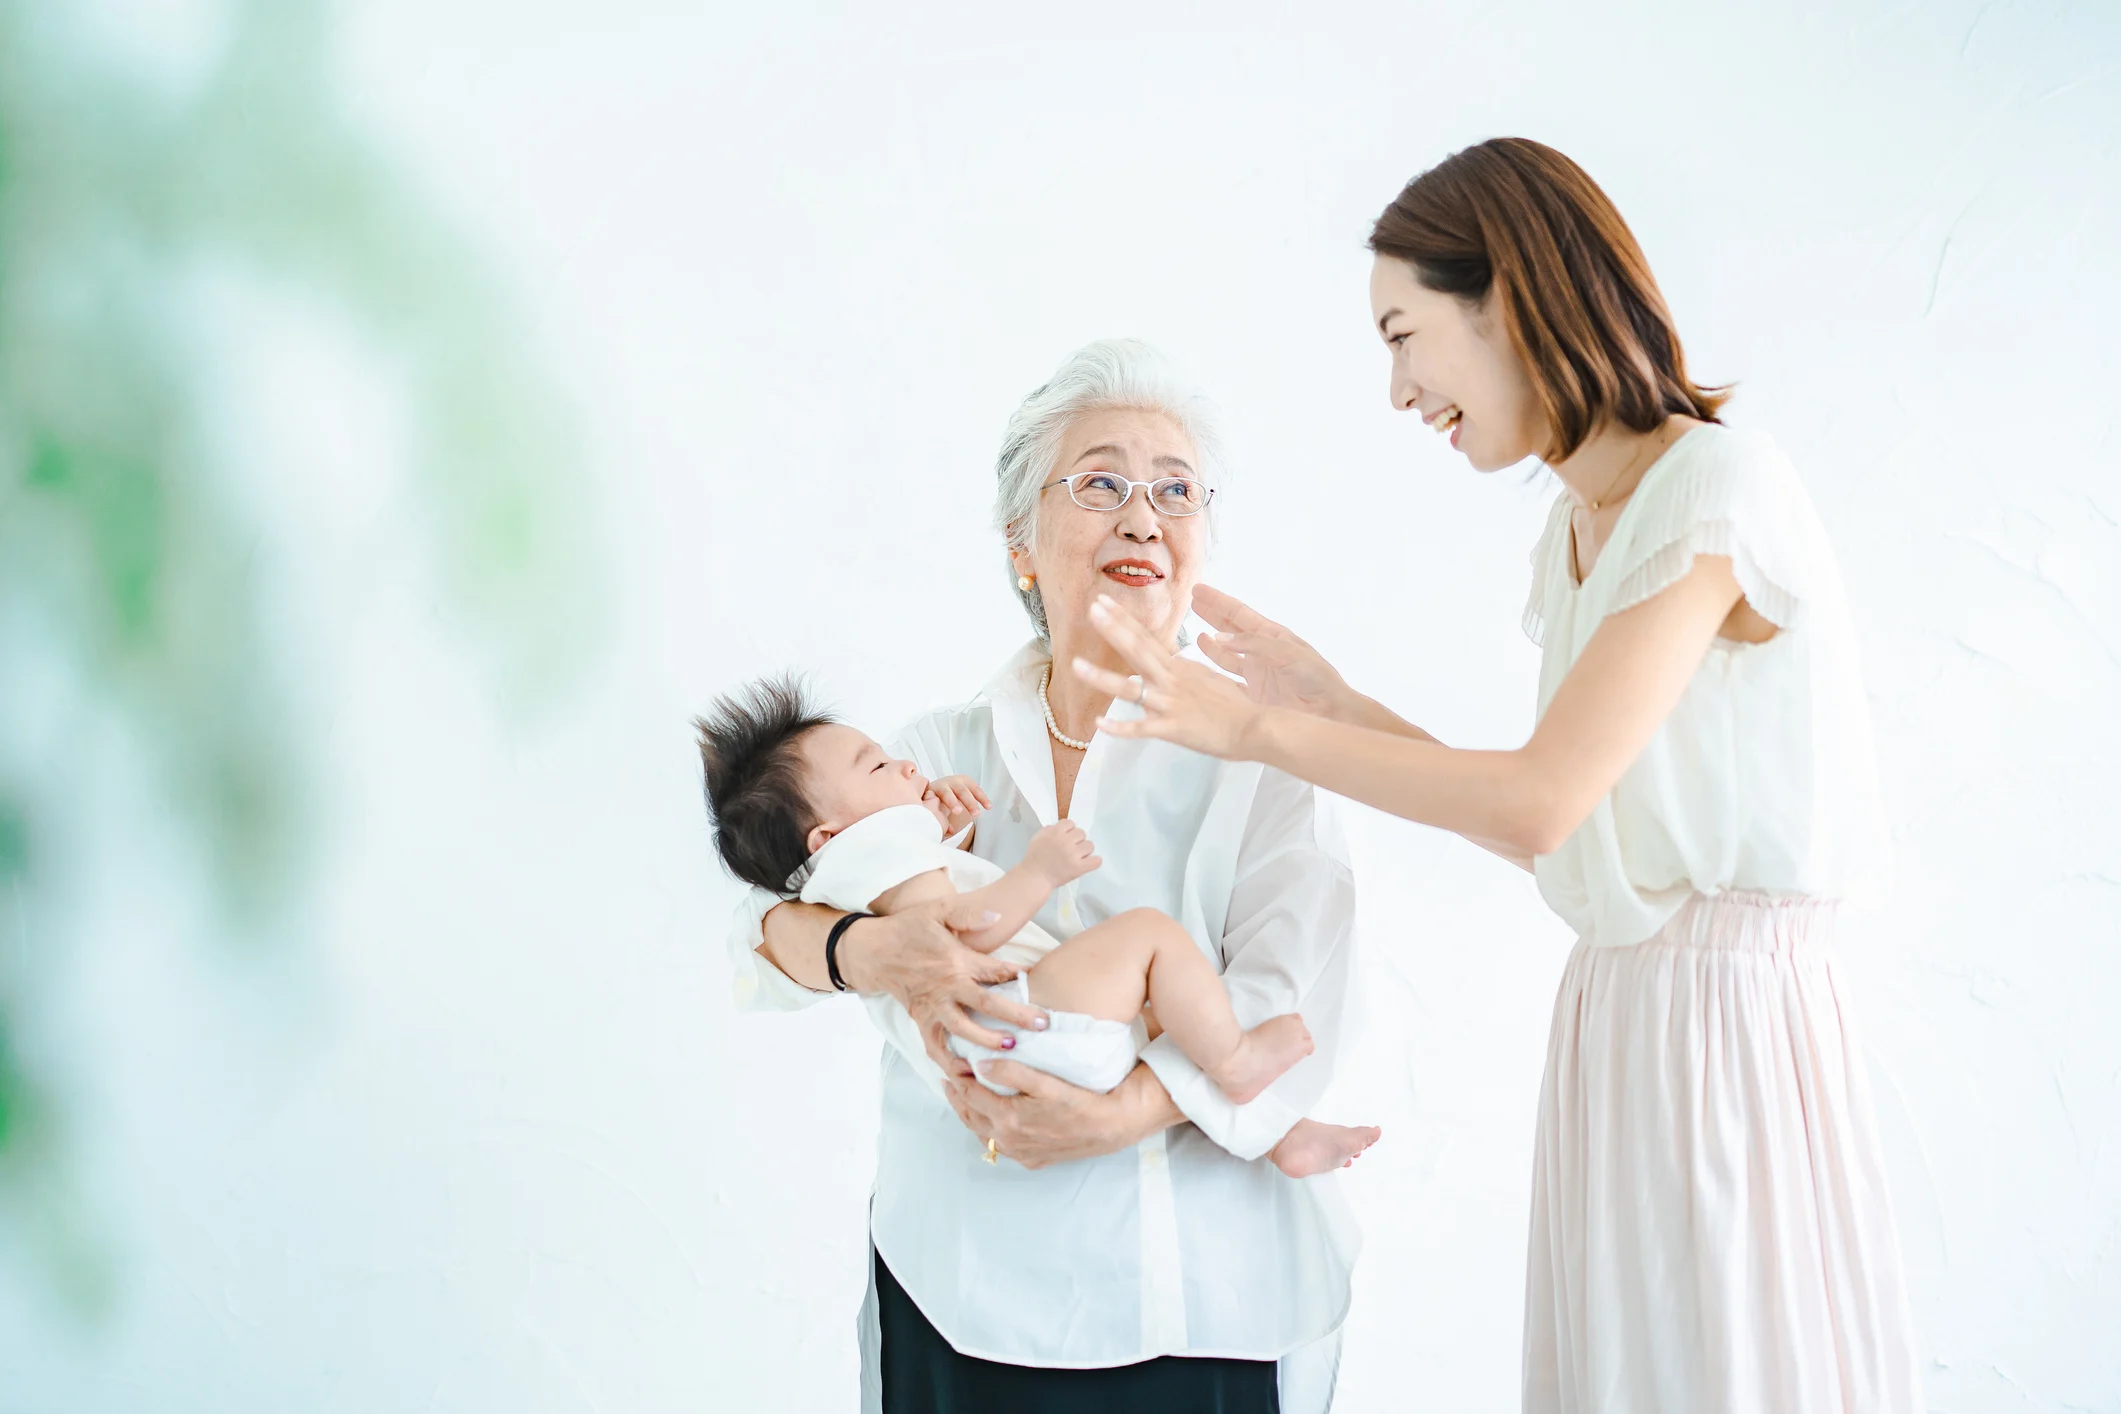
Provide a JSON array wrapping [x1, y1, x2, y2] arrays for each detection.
[[991, 338, 1225, 643]]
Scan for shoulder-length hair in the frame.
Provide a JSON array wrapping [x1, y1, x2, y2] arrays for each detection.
[[1369, 137, 1728, 462]]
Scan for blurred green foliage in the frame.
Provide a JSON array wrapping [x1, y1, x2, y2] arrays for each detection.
[[0, 0, 598, 1307]]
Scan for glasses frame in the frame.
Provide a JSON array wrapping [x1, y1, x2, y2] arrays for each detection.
[[1038, 471, 1216, 518]]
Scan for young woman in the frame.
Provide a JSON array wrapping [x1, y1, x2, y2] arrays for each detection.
[[1078, 139, 1923, 1412]]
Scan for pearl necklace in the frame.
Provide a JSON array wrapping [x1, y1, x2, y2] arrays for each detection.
[[1038, 667, 1091, 751]]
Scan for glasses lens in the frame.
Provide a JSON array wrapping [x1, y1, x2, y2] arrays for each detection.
[[1068, 472, 1129, 510], [1151, 477, 1211, 516]]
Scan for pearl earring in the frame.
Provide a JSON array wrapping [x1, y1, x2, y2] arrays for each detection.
[[1017, 575, 1035, 593]]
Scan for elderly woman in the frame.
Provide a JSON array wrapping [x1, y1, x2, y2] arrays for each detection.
[[725, 340, 1361, 1412]]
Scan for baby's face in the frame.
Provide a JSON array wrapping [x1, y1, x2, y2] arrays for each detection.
[[797, 724, 945, 853]]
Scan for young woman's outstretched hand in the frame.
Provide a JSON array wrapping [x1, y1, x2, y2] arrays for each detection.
[[1074, 595, 1267, 760], [1190, 585, 1353, 719]]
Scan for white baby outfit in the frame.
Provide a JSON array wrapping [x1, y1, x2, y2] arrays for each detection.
[[1520, 423, 1921, 1413], [796, 802, 1140, 1095]]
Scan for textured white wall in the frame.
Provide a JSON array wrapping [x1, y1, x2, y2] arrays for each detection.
[[4, 1, 2117, 1410]]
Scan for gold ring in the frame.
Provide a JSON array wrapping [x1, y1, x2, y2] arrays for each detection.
[[983, 1138, 999, 1165]]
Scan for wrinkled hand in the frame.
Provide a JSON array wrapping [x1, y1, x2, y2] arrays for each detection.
[[1192, 584, 1353, 720], [924, 774, 991, 836], [837, 902, 1048, 1077], [1022, 820, 1101, 887], [944, 1060, 1140, 1169], [1074, 595, 1265, 760]]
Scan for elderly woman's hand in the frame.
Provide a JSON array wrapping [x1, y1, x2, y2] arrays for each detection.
[[944, 1059, 1176, 1168], [1074, 595, 1268, 760], [837, 903, 1048, 1077], [1191, 585, 1356, 721]]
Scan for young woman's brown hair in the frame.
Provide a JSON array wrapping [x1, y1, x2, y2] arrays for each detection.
[[1369, 137, 1728, 462]]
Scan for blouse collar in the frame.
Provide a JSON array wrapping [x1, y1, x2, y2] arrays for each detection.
[[981, 641, 1063, 827], [973, 632, 1211, 829]]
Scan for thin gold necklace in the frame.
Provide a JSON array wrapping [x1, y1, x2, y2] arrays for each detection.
[[1583, 425, 1669, 513]]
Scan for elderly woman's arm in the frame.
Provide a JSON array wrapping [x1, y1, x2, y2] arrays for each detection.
[[732, 893, 1047, 1072], [943, 1059, 1185, 1169], [1192, 586, 1533, 871]]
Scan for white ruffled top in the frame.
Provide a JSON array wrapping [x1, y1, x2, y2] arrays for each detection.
[[1525, 423, 1892, 948]]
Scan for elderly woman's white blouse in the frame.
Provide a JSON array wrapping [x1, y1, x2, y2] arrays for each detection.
[[725, 642, 1360, 1371], [1525, 423, 1892, 947]]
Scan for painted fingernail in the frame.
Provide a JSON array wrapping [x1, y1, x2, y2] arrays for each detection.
[[1000, 1035, 1016, 1049], [1031, 1015, 1049, 1031], [981, 911, 1000, 924]]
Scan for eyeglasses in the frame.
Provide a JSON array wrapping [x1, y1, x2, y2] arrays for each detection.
[[1039, 471, 1215, 517]]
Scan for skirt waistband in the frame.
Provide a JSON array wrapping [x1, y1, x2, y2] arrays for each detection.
[[1651, 892, 1839, 952]]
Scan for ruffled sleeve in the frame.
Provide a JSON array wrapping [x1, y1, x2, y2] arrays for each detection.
[[1594, 427, 1821, 630], [1523, 492, 1573, 646]]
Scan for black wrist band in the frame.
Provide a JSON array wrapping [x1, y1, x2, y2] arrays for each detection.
[[825, 911, 874, 993]]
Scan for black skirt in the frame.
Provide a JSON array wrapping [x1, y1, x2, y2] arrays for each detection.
[[874, 1248, 1281, 1413]]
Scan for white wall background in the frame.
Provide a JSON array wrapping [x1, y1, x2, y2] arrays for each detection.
[[3, 1, 2118, 1410]]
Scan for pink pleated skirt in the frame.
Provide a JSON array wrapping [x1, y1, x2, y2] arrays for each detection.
[[1523, 893, 1923, 1414]]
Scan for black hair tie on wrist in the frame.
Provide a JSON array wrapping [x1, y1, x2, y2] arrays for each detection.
[[825, 911, 874, 993]]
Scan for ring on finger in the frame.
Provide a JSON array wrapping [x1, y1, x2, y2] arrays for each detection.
[[1127, 674, 1146, 704]]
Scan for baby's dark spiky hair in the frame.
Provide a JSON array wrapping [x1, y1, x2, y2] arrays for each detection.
[[694, 674, 836, 893]]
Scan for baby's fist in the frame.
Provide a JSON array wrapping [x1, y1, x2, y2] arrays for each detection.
[[924, 774, 990, 833], [1024, 821, 1101, 886]]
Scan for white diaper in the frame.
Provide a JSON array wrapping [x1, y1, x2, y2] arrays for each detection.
[[947, 975, 1141, 1096]]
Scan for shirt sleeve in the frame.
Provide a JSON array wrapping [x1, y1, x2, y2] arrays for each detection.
[[727, 876, 954, 1102], [725, 884, 832, 1013], [725, 710, 961, 1015], [1139, 767, 1359, 1161]]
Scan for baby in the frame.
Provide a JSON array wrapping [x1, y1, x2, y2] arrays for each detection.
[[697, 676, 1380, 1180]]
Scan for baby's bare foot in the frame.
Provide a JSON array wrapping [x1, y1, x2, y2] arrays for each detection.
[[1208, 1014, 1314, 1104], [1270, 1120, 1381, 1179]]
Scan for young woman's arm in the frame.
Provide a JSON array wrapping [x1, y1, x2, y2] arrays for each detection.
[[1192, 584, 1530, 868], [1087, 557, 1752, 856]]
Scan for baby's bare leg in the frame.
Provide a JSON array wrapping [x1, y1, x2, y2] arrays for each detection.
[[1020, 912, 1155, 1025], [1026, 908, 1312, 1105]]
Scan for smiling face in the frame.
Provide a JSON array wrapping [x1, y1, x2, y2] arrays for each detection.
[[794, 723, 941, 853], [1008, 406, 1207, 659], [1369, 255, 1546, 472]]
